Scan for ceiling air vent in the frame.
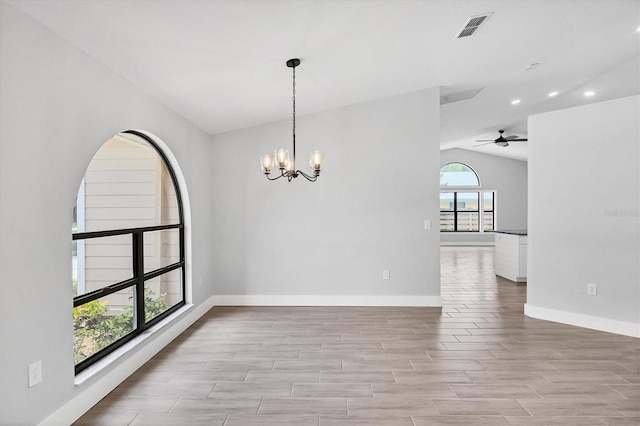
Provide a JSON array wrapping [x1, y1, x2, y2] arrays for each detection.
[[456, 13, 492, 39], [440, 86, 485, 105]]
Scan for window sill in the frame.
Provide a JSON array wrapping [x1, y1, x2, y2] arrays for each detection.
[[440, 231, 495, 234], [74, 304, 193, 386]]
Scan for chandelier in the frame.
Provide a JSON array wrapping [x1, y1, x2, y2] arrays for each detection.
[[260, 58, 324, 182]]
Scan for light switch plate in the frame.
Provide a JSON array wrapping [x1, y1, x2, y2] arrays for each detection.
[[28, 360, 42, 388]]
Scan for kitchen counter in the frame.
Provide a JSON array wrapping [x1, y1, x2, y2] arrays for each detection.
[[493, 230, 527, 282]]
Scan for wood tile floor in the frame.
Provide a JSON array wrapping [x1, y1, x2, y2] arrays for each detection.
[[74, 247, 639, 425]]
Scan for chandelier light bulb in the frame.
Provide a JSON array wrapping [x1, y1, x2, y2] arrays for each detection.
[[260, 154, 274, 174], [275, 149, 289, 170], [309, 151, 324, 172], [285, 158, 295, 175]]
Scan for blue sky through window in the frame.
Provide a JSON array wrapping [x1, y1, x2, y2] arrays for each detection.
[[440, 163, 479, 186]]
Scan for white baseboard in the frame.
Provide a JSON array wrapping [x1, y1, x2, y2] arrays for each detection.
[[440, 242, 495, 246], [524, 303, 640, 338], [39, 295, 217, 426], [212, 294, 442, 307]]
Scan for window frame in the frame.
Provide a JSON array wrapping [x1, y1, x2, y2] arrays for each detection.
[[439, 190, 495, 232], [439, 162, 496, 233], [72, 130, 185, 374], [482, 191, 495, 232], [440, 162, 480, 187]]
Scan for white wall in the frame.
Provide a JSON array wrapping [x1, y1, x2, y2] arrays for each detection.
[[0, 2, 215, 424], [210, 88, 442, 305], [526, 95, 639, 337], [0, 4, 442, 423], [439, 149, 528, 245]]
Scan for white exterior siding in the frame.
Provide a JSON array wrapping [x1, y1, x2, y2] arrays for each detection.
[[80, 136, 181, 310]]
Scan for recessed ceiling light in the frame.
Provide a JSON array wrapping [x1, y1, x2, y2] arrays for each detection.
[[548, 91, 558, 97], [511, 99, 521, 105], [636, 25, 640, 32], [584, 90, 595, 97]]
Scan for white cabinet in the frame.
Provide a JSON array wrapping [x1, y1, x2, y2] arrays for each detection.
[[494, 231, 527, 282]]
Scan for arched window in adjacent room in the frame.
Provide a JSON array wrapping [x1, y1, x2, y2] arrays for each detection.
[[440, 162, 480, 187], [71, 131, 185, 373], [439, 162, 494, 232]]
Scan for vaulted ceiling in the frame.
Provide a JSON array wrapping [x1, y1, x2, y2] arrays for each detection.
[[10, 0, 640, 161]]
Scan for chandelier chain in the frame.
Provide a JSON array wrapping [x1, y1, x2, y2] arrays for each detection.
[[292, 65, 296, 163]]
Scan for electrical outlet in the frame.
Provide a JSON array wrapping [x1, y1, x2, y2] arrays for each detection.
[[28, 360, 42, 388], [382, 270, 390, 280], [424, 219, 431, 230], [587, 283, 597, 296]]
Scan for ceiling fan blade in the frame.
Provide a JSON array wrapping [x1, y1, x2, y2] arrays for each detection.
[[508, 138, 528, 142], [475, 139, 495, 142], [505, 135, 519, 140], [474, 141, 495, 147]]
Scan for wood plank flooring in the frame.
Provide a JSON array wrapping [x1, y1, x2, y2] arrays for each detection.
[[74, 247, 639, 425]]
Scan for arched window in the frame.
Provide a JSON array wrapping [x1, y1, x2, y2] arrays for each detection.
[[72, 131, 185, 373], [440, 162, 480, 187], [439, 162, 494, 232]]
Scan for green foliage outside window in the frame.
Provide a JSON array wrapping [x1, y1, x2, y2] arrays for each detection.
[[73, 288, 168, 364]]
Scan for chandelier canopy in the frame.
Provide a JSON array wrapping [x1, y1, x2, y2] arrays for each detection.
[[260, 58, 324, 182]]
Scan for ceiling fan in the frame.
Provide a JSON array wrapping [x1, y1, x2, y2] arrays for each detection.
[[475, 130, 528, 147]]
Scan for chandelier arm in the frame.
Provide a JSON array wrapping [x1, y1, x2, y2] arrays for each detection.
[[266, 172, 285, 181], [296, 169, 319, 182]]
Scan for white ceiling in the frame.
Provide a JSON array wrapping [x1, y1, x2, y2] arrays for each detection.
[[10, 0, 640, 161]]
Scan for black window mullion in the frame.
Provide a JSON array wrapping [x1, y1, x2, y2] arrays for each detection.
[[491, 198, 495, 229], [453, 192, 481, 232], [476, 191, 480, 233], [180, 227, 185, 302], [123, 130, 187, 328], [489, 191, 495, 230], [143, 261, 184, 282], [73, 278, 137, 307], [453, 192, 458, 231], [73, 223, 181, 241], [133, 231, 145, 330], [179, 227, 185, 264]]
